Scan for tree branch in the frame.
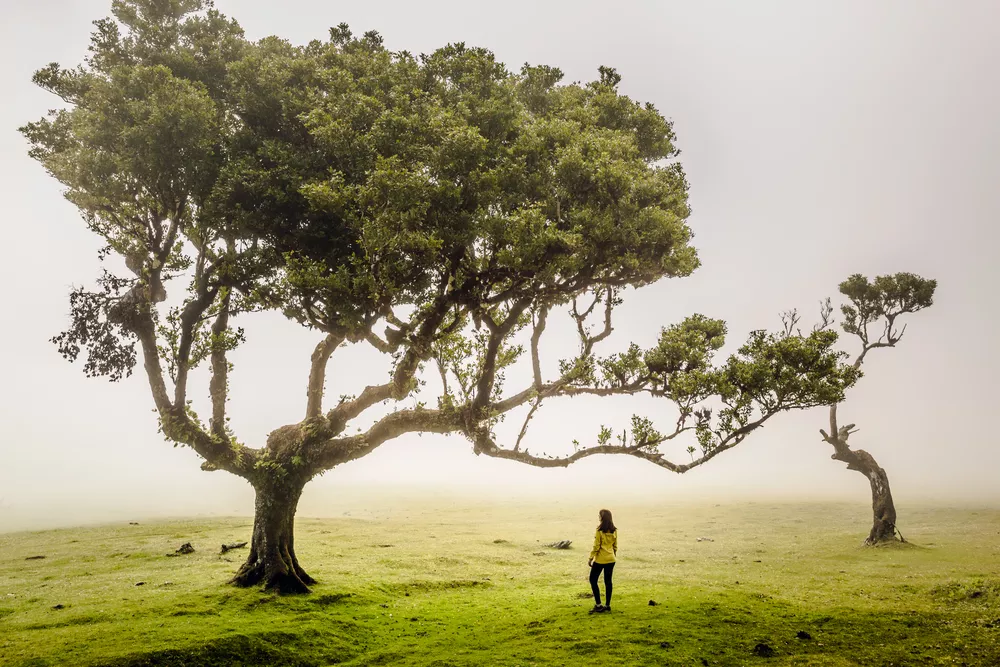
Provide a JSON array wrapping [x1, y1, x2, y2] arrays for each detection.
[[208, 289, 232, 439], [305, 333, 344, 420], [469, 409, 776, 474], [325, 382, 396, 431], [172, 285, 219, 406], [530, 305, 549, 389], [131, 300, 254, 477], [310, 408, 461, 470], [471, 298, 532, 413], [514, 397, 541, 452]]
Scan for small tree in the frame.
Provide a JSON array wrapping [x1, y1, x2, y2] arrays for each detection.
[[22, 0, 859, 592], [783, 273, 936, 544]]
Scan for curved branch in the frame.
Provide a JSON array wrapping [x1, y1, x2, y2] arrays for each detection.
[[490, 377, 649, 415], [571, 287, 614, 354], [514, 397, 541, 452], [131, 304, 255, 477], [326, 381, 396, 429], [305, 333, 344, 420], [469, 411, 775, 474], [310, 408, 461, 470], [173, 285, 220, 406], [472, 298, 532, 413]]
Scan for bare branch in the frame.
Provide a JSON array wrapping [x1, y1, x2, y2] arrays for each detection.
[[326, 382, 395, 429], [311, 408, 460, 470], [530, 305, 549, 389], [131, 303, 255, 477], [435, 354, 450, 397], [471, 298, 532, 413], [780, 308, 801, 337], [813, 297, 834, 332], [208, 289, 232, 439], [364, 331, 392, 353], [325, 297, 455, 431], [588, 289, 616, 348], [172, 286, 219, 406], [305, 333, 345, 420], [380, 305, 407, 328], [514, 397, 542, 452]]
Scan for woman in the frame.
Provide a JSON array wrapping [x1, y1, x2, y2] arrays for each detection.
[[587, 508, 617, 613]]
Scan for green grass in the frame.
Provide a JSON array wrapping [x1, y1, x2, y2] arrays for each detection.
[[2, 500, 1000, 666]]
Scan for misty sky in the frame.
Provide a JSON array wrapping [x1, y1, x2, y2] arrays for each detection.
[[1, 0, 998, 531]]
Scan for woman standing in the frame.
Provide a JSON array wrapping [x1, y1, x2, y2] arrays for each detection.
[[588, 509, 617, 613]]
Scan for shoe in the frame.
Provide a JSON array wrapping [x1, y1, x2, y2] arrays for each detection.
[[604, 605, 611, 612], [589, 604, 605, 613]]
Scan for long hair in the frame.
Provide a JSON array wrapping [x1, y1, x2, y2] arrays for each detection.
[[598, 509, 616, 534]]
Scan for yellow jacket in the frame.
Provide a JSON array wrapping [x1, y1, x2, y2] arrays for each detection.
[[589, 529, 617, 564]]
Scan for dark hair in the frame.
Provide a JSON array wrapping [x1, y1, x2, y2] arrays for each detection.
[[598, 509, 616, 534]]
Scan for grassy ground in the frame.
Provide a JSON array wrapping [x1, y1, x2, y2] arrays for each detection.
[[1, 500, 999, 666]]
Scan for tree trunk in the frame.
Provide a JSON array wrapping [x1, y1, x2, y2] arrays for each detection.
[[831, 446, 900, 545], [230, 475, 314, 594], [822, 406, 902, 546]]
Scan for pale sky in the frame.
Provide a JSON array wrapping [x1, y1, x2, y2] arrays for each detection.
[[1, 0, 998, 531]]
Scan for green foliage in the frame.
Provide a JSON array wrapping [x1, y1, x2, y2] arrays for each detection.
[[432, 305, 527, 410], [839, 273, 937, 344], [626, 415, 663, 449], [710, 329, 860, 440], [24, 0, 697, 384], [49, 270, 138, 381], [642, 314, 727, 403], [25, 1, 866, 485], [597, 343, 645, 388], [157, 297, 245, 381]]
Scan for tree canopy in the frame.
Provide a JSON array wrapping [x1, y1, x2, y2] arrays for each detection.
[[23, 0, 861, 591]]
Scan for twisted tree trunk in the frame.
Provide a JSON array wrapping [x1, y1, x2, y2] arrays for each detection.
[[821, 405, 902, 545], [230, 472, 314, 593]]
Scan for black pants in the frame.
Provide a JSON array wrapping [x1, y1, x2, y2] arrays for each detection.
[[589, 561, 615, 606]]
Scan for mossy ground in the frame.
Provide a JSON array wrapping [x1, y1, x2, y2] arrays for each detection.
[[2, 500, 999, 666]]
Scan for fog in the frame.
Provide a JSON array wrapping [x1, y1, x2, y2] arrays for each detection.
[[1, 0, 998, 533]]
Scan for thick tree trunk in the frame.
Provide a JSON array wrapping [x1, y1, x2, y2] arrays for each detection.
[[823, 405, 902, 546], [230, 475, 314, 593], [831, 446, 900, 545]]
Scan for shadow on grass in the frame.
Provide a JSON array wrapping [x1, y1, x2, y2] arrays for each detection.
[[23, 613, 112, 630], [379, 579, 493, 596], [90, 630, 358, 667]]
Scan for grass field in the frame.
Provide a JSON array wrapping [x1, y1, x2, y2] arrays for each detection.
[[1, 499, 999, 666]]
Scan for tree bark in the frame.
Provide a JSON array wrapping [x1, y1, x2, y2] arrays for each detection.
[[230, 474, 314, 593], [822, 405, 902, 545], [830, 446, 899, 545]]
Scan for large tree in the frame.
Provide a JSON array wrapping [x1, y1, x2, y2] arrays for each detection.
[[23, 0, 859, 593], [782, 273, 936, 544]]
